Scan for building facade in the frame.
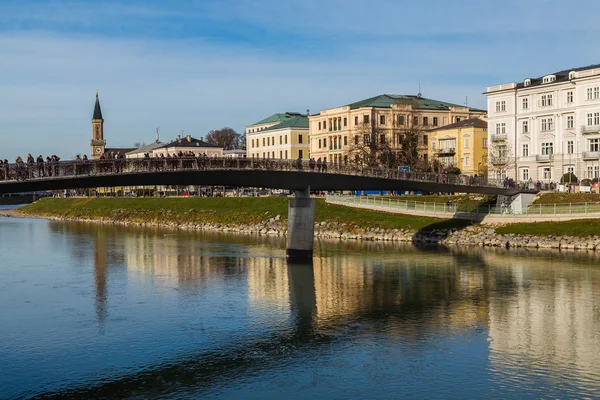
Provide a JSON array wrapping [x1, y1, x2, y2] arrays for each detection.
[[427, 118, 488, 175], [155, 135, 223, 157], [246, 113, 310, 160], [308, 94, 486, 165], [485, 64, 600, 183]]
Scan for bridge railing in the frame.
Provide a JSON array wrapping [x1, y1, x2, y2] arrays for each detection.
[[0, 158, 503, 189]]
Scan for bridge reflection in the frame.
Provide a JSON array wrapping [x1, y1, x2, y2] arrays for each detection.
[[36, 222, 600, 398]]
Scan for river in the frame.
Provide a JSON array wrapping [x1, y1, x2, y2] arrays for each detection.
[[1, 206, 600, 399]]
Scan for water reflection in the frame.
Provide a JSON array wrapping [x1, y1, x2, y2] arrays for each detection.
[[1, 219, 599, 398]]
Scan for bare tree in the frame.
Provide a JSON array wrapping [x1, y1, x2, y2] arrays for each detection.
[[487, 139, 513, 180], [205, 127, 241, 150]]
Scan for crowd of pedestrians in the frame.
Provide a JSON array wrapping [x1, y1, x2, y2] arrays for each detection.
[[0, 154, 62, 181]]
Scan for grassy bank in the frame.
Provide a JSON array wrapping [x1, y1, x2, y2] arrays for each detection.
[[532, 192, 600, 204], [19, 198, 470, 231], [496, 219, 600, 237]]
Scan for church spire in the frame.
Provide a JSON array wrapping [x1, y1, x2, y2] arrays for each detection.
[[93, 91, 103, 120]]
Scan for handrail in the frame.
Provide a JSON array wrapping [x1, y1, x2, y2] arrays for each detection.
[[0, 157, 505, 189]]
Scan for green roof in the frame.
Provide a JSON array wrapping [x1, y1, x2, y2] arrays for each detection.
[[347, 94, 486, 113], [261, 115, 309, 132], [250, 112, 304, 126]]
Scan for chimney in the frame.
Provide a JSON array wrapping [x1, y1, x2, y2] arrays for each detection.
[[186, 135, 191, 142]]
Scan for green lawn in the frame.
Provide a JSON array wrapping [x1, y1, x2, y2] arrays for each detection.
[[20, 197, 471, 231], [496, 219, 600, 237], [532, 192, 600, 205]]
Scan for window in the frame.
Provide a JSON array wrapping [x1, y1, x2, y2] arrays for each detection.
[[262, 138, 265, 146], [354, 116, 359, 125], [522, 120, 529, 133], [285, 150, 288, 159], [363, 115, 370, 124], [354, 135, 359, 145], [464, 137, 470, 149], [589, 138, 600, 152], [541, 118, 553, 131], [543, 167, 552, 180], [423, 117, 429, 126], [482, 138, 488, 149], [280, 151, 282, 159], [423, 134, 428, 143], [343, 117, 347, 127], [380, 134, 386, 144], [323, 138, 326, 147], [344, 136, 347, 146], [548, 94, 553, 106], [318, 121, 321, 130], [541, 142, 554, 155], [496, 123, 506, 134], [280, 136, 282, 145], [398, 115, 405, 126], [567, 167, 574, 175], [567, 140, 574, 154], [433, 117, 438, 126], [587, 88, 593, 100], [595, 87, 600, 99], [251, 139, 254, 148], [522, 144, 529, 157], [363, 134, 371, 144], [501, 101, 506, 111], [588, 112, 600, 126], [456, 117, 461, 122], [464, 155, 470, 167], [522, 168, 529, 181], [318, 139, 321, 148], [267, 137, 270, 146], [323, 121, 326, 129], [413, 116, 419, 126], [567, 115, 574, 129], [272, 151, 274, 158], [285, 135, 288, 144], [299, 150, 303, 159], [541, 94, 548, 107], [298, 134, 303, 144], [495, 101, 501, 112], [379, 115, 385, 125], [522, 98, 529, 109], [567, 91, 574, 103]]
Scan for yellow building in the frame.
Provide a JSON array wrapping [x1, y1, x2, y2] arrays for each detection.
[[246, 112, 310, 160], [308, 94, 486, 165], [427, 118, 488, 175]]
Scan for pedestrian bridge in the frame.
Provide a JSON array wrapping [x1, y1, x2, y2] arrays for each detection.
[[0, 158, 536, 259], [0, 158, 530, 196]]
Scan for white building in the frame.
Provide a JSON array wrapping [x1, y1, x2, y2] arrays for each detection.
[[485, 64, 600, 183]]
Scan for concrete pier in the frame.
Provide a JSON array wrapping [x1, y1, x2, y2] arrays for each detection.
[[286, 188, 316, 260]]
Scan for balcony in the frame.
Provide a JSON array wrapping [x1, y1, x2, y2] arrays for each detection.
[[583, 151, 600, 160], [536, 154, 553, 162], [437, 148, 456, 155], [491, 134, 508, 142], [581, 125, 600, 135]]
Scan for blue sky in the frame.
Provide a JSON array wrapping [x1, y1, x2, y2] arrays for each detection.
[[1, 0, 600, 159]]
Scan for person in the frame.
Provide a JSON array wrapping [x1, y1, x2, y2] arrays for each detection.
[[316, 157, 322, 173], [36, 155, 45, 177], [296, 156, 303, 171], [309, 157, 315, 171], [322, 158, 327, 173], [82, 154, 88, 160]]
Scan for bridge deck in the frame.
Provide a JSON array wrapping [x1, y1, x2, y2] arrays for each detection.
[[0, 158, 533, 196]]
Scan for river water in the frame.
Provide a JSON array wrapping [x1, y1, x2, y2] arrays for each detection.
[[1, 207, 600, 399]]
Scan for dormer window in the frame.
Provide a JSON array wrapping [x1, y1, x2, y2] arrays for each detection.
[[542, 75, 556, 84], [569, 71, 576, 80], [524, 79, 531, 87]]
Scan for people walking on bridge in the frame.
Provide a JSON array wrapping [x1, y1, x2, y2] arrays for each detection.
[[316, 158, 322, 172], [309, 158, 316, 171], [296, 156, 303, 171], [322, 158, 327, 173]]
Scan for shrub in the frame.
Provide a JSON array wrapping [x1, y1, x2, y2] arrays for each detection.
[[560, 172, 578, 184]]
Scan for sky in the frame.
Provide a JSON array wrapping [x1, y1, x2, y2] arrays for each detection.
[[1, 0, 600, 159]]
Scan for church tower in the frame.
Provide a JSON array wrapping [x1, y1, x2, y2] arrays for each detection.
[[90, 92, 106, 159]]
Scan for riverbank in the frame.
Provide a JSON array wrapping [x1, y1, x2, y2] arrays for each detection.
[[8, 197, 600, 251]]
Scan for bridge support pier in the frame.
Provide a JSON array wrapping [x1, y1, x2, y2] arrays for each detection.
[[286, 187, 316, 260], [497, 192, 536, 214]]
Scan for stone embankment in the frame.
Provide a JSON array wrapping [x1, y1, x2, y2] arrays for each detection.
[[6, 210, 600, 252]]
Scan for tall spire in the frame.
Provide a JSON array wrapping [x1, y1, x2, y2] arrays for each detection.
[[93, 91, 103, 120]]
